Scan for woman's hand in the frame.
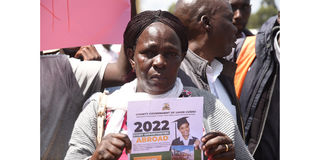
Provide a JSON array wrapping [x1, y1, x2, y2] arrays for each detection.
[[201, 131, 235, 160], [91, 133, 131, 160]]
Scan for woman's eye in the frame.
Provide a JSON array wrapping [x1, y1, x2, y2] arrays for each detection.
[[170, 52, 177, 56], [142, 51, 156, 58], [147, 52, 157, 58], [167, 52, 180, 58]]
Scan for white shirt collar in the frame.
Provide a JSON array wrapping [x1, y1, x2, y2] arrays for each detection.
[[206, 59, 223, 83], [205, 59, 238, 123], [180, 135, 192, 145]]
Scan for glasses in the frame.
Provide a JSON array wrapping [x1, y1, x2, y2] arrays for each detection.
[[231, 4, 251, 13]]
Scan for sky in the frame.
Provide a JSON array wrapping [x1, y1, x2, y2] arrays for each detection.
[[140, 0, 280, 13]]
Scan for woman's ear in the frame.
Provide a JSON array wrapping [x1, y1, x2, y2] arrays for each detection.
[[200, 15, 212, 31], [129, 59, 135, 71], [127, 48, 136, 71]]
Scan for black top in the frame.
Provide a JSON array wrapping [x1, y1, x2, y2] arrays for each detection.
[[171, 136, 199, 146], [253, 67, 279, 160]]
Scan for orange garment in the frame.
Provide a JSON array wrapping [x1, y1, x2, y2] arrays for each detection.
[[234, 36, 256, 98]]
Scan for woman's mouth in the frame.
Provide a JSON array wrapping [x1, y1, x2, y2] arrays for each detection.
[[150, 74, 166, 82]]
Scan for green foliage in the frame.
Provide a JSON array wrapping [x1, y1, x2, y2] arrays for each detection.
[[247, 5, 278, 29], [261, 0, 277, 8], [168, 3, 176, 14]]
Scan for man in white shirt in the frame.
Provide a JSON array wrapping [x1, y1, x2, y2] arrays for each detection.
[[175, 0, 245, 137], [40, 50, 132, 160]]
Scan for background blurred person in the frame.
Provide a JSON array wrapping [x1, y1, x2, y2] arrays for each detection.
[[41, 41, 132, 160], [94, 44, 119, 63], [229, 0, 254, 39]]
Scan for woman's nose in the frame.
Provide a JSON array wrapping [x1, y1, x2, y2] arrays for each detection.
[[153, 54, 166, 69]]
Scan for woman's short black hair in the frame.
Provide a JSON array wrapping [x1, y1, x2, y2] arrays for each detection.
[[123, 10, 188, 57]]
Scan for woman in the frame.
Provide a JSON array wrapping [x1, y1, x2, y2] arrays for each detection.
[[171, 117, 200, 150], [65, 10, 253, 160]]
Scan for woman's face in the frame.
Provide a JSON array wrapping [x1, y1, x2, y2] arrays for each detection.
[[130, 22, 184, 95], [178, 123, 190, 139]]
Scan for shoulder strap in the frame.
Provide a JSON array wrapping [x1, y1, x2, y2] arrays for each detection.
[[96, 91, 109, 144]]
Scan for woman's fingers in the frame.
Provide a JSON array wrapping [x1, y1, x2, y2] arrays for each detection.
[[201, 131, 234, 159], [92, 133, 131, 160]]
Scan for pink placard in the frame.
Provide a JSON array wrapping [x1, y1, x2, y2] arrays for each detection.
[[41, 0, 131, 51]]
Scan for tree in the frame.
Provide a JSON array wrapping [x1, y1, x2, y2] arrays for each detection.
[[247, 0, 278, 29], [261, 0, 277, 9], [168, 2, 176, 14]]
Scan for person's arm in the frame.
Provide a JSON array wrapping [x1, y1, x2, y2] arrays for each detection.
[[74, 45, 101, 61], [101, 0, 137, 88], [65, 93, 132, 160], [64, 94, 101, 160], [101, 45, 134, 89]]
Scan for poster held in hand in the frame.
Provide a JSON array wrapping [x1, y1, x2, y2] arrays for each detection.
[[127, 97, 204, 160]]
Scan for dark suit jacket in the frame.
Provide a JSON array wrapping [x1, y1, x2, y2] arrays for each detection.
[[171, 136, 198, 146]]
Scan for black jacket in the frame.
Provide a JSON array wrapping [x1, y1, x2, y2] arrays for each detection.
[[237, 16, 280, 160]]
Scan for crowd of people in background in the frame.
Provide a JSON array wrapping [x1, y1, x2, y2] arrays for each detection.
[[40, 0, 279, 159]]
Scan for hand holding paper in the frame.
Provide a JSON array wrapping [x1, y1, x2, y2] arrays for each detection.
[[201, 131, 235, 160], [91, 133, 131, 160]]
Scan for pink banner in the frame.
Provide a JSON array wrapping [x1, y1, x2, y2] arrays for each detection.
[[41, 0, 131, 51]]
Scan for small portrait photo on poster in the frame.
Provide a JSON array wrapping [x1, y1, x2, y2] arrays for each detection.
[[170, 117, 201, 160]]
